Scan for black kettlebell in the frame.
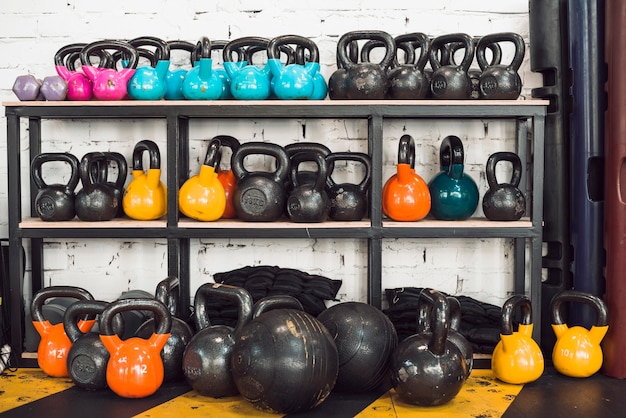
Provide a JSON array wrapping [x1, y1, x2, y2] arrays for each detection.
[[429, 33, 474, 99], [75, 152, 119, 222], [91, 151, 127, 218], [387, 32, 431, 99], [391, 288, 466, 406], [231, 142, 290, 222], [336, 30, 395, 100], [31, 152, 80, 221], [231, 295, 339, 414], [287, 151, 331, 223], [328, 39, 359, 100], [325, 152, 371, 221], [450, 37, 502, 99], [317, 301, 397, 393], [182, 283, 253, 398], [135, 276, 193, 382], [64, 300, 124, 391], [417, 292, 473, 379], [476, 32, 525, 100], [482, 151, 526, 221]]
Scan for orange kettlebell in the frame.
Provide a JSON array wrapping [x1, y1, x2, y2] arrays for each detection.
[[215, 135, 241, 219], [382, 134, 431, 221], [31, 286, 95, 377], [550, 290, 608, 378], [491, 294, 544, 384], [100, 298, 172, 398], [179, 138, 226, 221], [123, 139, 167, 220]]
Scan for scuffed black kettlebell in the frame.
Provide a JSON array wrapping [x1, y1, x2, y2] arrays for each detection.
[[75, 152, 119, 222], [476, 32, 525, 100], [387, 32, 431, 99], [64, 300, 124, 391], [336, 30, 395, 100], [328, 40, 359, 99], [429, 33, 475, 99], [231, 295, 339, 414], [182, 283, 253, 398], [284, 142, 332, 195], [31, 152, 80, 221], [287, 151, 331, 223], [482, 151, 526, 221], [417, 293, 473, 379], [391, 288, 466, 406], [231, 142, 290, 222], [450, 37, 502, 99], [135, 276, 193, 382], [325, 152, 371, 221]]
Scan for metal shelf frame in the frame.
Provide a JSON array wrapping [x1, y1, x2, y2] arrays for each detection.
[[4, 100, 547, 367]]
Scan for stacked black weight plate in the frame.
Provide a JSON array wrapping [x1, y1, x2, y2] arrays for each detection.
[[567, 0, 606, 329], [529, 0, 574, 352]]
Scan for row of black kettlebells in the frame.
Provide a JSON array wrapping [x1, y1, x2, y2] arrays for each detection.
[[31, 278, 476, 412], [330, 30, 525, 100]]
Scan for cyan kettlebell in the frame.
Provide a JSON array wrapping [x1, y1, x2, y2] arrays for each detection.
[[183, 37, 224, 100]]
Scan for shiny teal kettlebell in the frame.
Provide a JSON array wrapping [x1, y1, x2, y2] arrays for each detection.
[[128, 36, 170, 100], [223, 36, 272, 100], [428, 135, 479, 220], [164, 40, 195, 100], [182, 37, 224, 100], [267, 35, 320, 100]]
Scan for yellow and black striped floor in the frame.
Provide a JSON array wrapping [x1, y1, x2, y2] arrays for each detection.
[[0, 366, 622, 417]]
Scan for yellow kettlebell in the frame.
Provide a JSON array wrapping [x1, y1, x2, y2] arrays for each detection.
[[179, 138, 226, 221], [550, 290, 608, 378], [492, 294, 544, 384], [123, 140, 167, 220]]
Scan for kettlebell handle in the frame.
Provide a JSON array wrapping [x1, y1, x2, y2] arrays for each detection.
[[449, 37, 502, 67], [417, 288, 451, 356], [550, 290, 608, 327], [252, 295, 304, 319], [212, 135, 241, 171], [476, 32, 525, 72], [31, 152, 80, 192], [79, 152, 108, 194], [223, 36, 269, 63], [325, 152, 372, 193], [429, 33, 474, 72], [31, 285, 94, 323], [100, 298, 172, 336], [194, 283, 253, 335], [439, 135, 465, 170], [231, 142, 291, 184], [168, 40, 195, 66], [268, 35, 319, 64], [155, 276, 181, 319], [63, 300, 123, 344], [129, 36, 171, 62], [398, 134, 416, 168], [191, 36, 211, 61], [337, 30, 396, 71], [417, 295, 462, 332], [394, 32, 431, 71], [103, 152, 128, 190], [289, 150, 328, 192], [500, 294, 533, 336], [202, 138, 222, 169], [486, 152, 523, 190], [80, 40, 139, 70], [132, 139, 161, 171]]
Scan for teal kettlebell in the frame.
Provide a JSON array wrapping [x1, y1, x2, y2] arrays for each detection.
[[128, 36, 170, 100], [223, 37, 272, 100], [267, 35, 320, 100], [164, 40, 195, 100], [428, 135, 479, 220], [182, 37, 224, 100]]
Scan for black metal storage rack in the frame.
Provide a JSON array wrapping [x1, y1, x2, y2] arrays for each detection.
[[4, 100, 547, 367]]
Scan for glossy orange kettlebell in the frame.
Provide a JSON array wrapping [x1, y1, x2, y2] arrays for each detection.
[[179, 138, 226, 221], [31, 286, 95, 377], [550, 290, 608, 378], [215, 135, 241, 219], [123, 140, 167, 220], [382, 134, 431, 221], [491, 294, 544, 384], [100, 298, 172, 398]]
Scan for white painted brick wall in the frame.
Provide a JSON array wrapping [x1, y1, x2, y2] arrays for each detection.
[[0, 0, 542, 309]]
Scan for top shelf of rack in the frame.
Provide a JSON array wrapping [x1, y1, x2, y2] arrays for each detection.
[[3, 99, 549, 119]]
